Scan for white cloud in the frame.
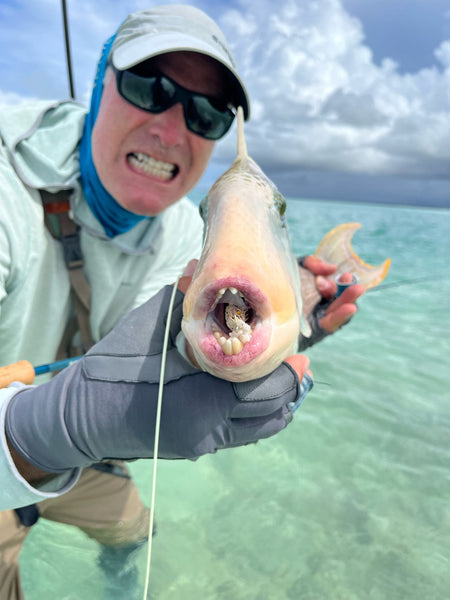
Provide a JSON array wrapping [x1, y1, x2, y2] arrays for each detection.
[[0, 90, 39, 106], [435, 40, 450, 68], [214, 0, 450, 182], [0, 0, 449, 197]]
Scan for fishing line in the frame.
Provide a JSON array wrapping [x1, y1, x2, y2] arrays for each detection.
[[142, 277, 180, 600], [366, 274, 442, 292], [305, 275, 450, 388]]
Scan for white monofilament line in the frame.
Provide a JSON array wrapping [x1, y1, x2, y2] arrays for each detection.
[[142, 278, 180, 600]]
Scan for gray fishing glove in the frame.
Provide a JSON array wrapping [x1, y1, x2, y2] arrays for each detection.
[[297, 298, 331, 351], [296, 256, 332, 351], [5, 285, 311, 474], [297, 255, 358, 351]]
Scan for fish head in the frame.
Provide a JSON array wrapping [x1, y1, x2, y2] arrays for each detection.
[[182, 111, 309, 382]]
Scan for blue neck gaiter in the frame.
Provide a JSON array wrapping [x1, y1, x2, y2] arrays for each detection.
[[79, 34, 149, 238]]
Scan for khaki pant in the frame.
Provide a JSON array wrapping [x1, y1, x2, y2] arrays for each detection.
[[0, 463, 149, 600]]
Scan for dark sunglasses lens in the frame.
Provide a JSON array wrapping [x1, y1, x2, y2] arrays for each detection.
[[117, 68, 235, 140], [120, 71, 176, 113], [149, 77, 176, 111], [186, 97, 235, 140]]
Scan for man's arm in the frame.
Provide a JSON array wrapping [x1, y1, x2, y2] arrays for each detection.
[[6, 436, 55, 485]]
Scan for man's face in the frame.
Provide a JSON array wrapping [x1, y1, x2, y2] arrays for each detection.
[[91, 51, 230, 216]]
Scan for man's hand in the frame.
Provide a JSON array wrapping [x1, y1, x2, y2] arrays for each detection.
[[302, 256, 365, 332], [297, 255, 365, 350]]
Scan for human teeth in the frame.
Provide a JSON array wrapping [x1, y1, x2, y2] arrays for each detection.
[[128, 152, 175, 179]]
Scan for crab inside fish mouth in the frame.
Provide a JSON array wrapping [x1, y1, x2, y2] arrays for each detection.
[[207, 287, 257, 356], [127, 152, 179, 180]]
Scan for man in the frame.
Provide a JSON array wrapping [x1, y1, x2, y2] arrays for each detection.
[[0, 5, 363, 598]]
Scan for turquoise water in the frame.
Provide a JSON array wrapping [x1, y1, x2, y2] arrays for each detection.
[[20, 200, 449, 599]]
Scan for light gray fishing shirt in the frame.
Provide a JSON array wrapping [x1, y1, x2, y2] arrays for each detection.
[[0, 100, 203, 509]]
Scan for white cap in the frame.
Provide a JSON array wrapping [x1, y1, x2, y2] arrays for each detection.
[[110, 5, 250, 119]]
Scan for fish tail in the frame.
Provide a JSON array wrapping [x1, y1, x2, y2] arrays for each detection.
[[314, 223, 391, 290]]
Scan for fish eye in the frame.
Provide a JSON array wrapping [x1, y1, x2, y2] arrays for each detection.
[[273, 192, 286, 218], [199, 196, 208, 221]]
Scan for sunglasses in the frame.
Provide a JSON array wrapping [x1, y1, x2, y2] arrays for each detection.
[[111, 65, 236, 140]]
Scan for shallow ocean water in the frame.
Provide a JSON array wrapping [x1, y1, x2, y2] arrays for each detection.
[[20, 199, 449, 599]]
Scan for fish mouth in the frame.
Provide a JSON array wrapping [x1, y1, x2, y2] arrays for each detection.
[[194, 277, 271, 366]]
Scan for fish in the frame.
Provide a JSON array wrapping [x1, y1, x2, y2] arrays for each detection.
[[181, 107, 390, 382]]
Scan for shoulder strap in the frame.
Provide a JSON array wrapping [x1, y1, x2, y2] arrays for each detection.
[[40, 190, 95, 356]]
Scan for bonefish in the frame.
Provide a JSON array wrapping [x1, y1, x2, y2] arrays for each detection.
[[181, 108, 390, 382]]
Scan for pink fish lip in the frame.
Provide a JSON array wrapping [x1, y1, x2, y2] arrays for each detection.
[[190, 276, 272, 370], [194, 276, 269, 319]]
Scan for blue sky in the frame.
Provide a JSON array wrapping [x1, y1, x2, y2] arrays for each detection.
[[0, 0, 449, 207]]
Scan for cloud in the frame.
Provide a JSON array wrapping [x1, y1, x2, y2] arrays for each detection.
[[0, 0, 449, 206], [435, 39, 450, 68], [213, 0, 450, 189]]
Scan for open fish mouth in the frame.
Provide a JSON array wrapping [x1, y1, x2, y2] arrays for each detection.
[[209, 286, 255, 355], [195, 278, 271, 366]]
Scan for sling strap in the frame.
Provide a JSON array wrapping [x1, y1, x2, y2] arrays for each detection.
[[39, 189, 95, 356]]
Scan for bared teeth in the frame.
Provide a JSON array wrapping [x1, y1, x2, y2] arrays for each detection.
[[208, 287, 255, 356], [128, 152, 175, 179], [212, 287, 247, 309], [239, 332, 251, 344], [218, 336, 244, 356], [222, 339, 233, 356], [231, 337, 243, 354], [211, 305, 251, 356]]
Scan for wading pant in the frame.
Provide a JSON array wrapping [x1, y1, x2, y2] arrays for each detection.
[[0, 462, 149, 600]]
